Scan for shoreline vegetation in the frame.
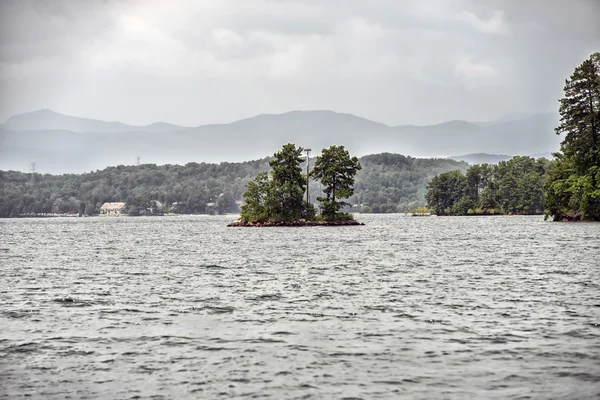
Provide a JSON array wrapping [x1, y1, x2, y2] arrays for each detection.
[[424, 156, 550, 217]]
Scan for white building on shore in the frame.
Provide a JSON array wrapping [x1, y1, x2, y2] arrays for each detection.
[[99, 202, 126, 215]]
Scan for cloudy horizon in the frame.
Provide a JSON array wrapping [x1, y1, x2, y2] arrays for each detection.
[[1, 0, 598, 127]]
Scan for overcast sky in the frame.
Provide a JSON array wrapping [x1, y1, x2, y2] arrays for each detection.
[[0, 0, 598, 126]]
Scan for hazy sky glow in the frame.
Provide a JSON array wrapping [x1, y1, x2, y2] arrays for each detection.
[[0, 0, 598, 126]]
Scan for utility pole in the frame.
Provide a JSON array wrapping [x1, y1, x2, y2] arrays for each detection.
[[305, 148, 311, 204], [30, 162, 36, 185]]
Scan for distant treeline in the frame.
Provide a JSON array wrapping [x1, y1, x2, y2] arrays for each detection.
[[426, 156, 552, 216], [354, 154, 467, 212], [0, 153, 467, 217]]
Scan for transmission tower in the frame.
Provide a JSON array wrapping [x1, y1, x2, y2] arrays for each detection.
[[136, 156, 141, 166], [305, 148, 311, 204], [30, 162, 36, 184]]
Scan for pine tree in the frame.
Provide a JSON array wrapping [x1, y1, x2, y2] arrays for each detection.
[[546, 53, 600, 220], [555, 53, 600, 173], [311, 145, 361, 220], [268, 143, 306, 221]]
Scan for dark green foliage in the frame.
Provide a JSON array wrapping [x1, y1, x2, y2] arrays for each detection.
[[269, 144, 306, 221], [494, 157, 550, 214], [311, 145, 361, 220], [545, 53, 600, 221], [426, 156, 550, 215], [240, 172, 271, 222], [240, 144, 308, 223], [555, 53, 600, 174], [465, 163, 494, 203], [425, 170, 468, 215], [305, 202, 316, 220]]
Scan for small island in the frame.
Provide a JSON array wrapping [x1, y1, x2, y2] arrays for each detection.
[[228, 143, 364, 227]]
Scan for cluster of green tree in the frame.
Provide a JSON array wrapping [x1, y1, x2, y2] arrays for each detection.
[[0, 152, 466, 218], [241, 143, 361, 222], [353, 154, 468, 213], [545, 53, 600, 221], [425, 156, 552, 216]]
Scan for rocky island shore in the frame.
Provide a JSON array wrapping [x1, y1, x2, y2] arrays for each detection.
[[227, 219, 364, 227]]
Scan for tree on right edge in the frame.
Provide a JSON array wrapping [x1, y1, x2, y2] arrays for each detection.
[[311, 145, 362, 220], [546, 52, 600, 221]]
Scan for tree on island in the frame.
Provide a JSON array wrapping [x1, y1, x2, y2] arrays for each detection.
[[311, 145, 362, 220], [239, 143, 362, 224], [240, 143, 308, 223], [240, 172, 272, 222], [269, 143, 307, 221], [545, 52, 600, 221]]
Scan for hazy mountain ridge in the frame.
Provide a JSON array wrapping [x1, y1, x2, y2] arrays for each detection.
[[3, 109, 188, 133], [0, 109, 562, 173]]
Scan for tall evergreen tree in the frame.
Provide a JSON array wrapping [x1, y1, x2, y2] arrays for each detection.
[[268, 143, 306, 221], [555, 53, 600, 172], [311, 145, 361, 220], [546, 52, 600, 221]]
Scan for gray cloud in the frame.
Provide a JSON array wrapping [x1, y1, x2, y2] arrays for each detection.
[[0, 0, 598, 126]]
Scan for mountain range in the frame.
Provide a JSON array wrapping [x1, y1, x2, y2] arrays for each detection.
[[0, 109, 561, 173]]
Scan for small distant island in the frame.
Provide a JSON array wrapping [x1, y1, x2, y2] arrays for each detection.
[[228, 143, 364, 227]]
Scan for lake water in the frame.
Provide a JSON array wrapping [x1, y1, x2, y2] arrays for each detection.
[[1, 215, 599, 399]]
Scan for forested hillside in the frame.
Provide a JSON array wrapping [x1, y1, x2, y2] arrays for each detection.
[[354, 154, 468, 212], [0, 153, 467, 217]]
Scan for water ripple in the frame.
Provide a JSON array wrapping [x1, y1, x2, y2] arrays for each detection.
[[0, 214, 599, 399]]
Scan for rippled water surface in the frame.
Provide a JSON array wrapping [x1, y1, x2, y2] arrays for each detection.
[[1, 215, 599, 399]]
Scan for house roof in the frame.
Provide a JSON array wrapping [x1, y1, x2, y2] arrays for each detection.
[[100, 202, 126, 210]]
